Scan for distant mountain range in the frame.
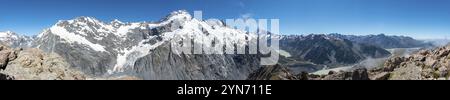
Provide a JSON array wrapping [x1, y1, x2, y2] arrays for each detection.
[[0, 31, 34, 48], [327, 33, 433, 48]]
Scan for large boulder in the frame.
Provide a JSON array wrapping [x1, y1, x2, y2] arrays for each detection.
[[352, 68, 370, 80], [0, 45, 17, 70], [384, 57, 406, 71], [0, 51, 9, 70]]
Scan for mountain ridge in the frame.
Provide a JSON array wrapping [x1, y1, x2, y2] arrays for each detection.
[[0, 31, 34, 48], [327, 33, 433, 48], [33, 10, 261, 79]]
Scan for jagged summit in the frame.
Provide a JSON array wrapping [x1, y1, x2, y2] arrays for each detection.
[[73, 16, 101, 22], [111, 19, 124, 27], [165, 10, 192, 20], [40, 10, 197, 38]]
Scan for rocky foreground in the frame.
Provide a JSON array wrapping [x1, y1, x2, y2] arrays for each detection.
[[2, 43, 449, 80], [0, 45, 143, 80], [248, 44, 450, 80], [0, 45, 86, 80]]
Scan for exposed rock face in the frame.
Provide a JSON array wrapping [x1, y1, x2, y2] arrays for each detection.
[[319, 68, 370, 80], [88, 75, 142, 80], [247, 64, 370, 80], [0, 73, 13, 80], [379, 45, 450, 80], [131, 44, 261, 80], [0, 45, 87, 80], [370, 72, 390, 80], [247, 64, 297, 80]]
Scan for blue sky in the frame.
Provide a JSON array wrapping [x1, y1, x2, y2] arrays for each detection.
[[0, 0, 449, 39]]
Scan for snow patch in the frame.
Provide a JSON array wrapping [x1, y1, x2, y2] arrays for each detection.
[[116, 23, 141, 37], [50, 25, 107, 52], [111, 36, 165, 73]]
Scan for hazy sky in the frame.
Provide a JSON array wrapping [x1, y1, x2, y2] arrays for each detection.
[[1, 0, 449, 39]]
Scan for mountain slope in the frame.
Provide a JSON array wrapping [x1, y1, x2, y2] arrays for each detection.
[[34, 10, 261, 79], [282, 34, 391, 64], [280, 34, 391, 72]]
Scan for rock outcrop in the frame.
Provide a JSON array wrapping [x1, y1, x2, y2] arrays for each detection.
[[0, 45, 87, 80], [374, 45, 450, 80], [0, 73, 13, 80], [247, 64, 297, 80], [320, 68, 370, 80], [247, 64, 370, 80]]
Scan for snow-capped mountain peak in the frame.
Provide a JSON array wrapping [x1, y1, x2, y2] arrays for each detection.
[[34, 10, 259, 79], [0, 31, 19, 39], [0, 31, 34, 48], [70, 16, 102, 24], [47, 24, 107, 52], [167, 10, 192, 20], [111, 19, 124, 28]]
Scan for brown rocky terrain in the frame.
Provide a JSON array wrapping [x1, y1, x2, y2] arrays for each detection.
[[0, 44, 144, 80], [247, 64, 298, 80], [0, 45, 87, 80], [376, 44, 450, 80], [248, 44, 450, 80]]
